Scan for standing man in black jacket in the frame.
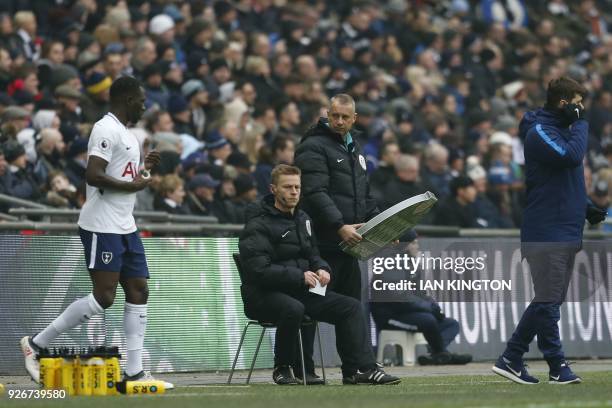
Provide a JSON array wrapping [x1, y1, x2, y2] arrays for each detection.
[[294, 94, 379, 301], [239, 164, 400, 385]]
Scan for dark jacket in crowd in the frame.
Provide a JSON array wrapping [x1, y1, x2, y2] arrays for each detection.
[[5, 167, 41, 201], [212, 198, 251, 224], [253, 162, 273, 197], [153, 196, 192, 215], [369, 164, 395, 194], [473, 193, 514, 228], [294, 118, 379, 250], [433, 197, 480, 228], [519, 108, 588, 244], [238, 194, 330, 296], [421, 167, 453, 200], [380, 176, 426, 211]]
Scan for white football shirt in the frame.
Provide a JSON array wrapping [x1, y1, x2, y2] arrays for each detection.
[[78, 113, 141, 234]]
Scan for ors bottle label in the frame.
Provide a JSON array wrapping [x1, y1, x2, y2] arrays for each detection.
[[117, 380, 166, 394]]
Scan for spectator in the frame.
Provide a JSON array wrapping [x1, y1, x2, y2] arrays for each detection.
[[33, 128, 65, 185], [0, 105, 29, 143], [44, 170, 80, 208], [380, 154, 425, 210], [254, 135, 295, 196], [55, 84, 84, 144], [467, 164, 513, 228], [421, 143, 453, 199], [154, 174, 190, 215], [370, 232, 472, 365], [206, 131, 232, 171], [167, 94, 192, 136], [3, 140, 40, 201], [370, 141, 400, 196], [275, 100, 301, 141], [102, 46, 125, 80], [433, 176, 480, 228], [181, 79, 209, 140], [82, 72, 112, 123], [239, 124, 265, 165], [220, 173, 257, 224], [223, 148, 247, 171], [63, 138, 88, 189], [185, 173, 220, 217], [12, 11, 39, 61]]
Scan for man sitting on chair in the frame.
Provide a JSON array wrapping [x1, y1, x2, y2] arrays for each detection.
[[239, 164, 400, 385]]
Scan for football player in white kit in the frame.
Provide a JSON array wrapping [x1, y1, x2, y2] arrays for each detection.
[[21, 76, 172, 388]]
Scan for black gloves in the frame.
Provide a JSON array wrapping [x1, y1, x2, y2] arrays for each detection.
[[586, 202, 607, 225], [561, 103, 585, 125]]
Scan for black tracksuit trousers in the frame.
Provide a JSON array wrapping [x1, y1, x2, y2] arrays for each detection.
[[243, 290, 376, 376]]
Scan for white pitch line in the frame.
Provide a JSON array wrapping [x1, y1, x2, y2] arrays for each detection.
[[183, 385, 252, 388], [417, 380, 510, 386], [153, 392, 248, 397]]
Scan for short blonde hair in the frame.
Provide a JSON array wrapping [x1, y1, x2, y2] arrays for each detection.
[[159, 174, 184, 197], [271, 164, 301, 185], [14, 11, 35, 29]]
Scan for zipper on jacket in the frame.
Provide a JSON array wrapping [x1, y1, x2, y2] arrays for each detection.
[[349, 149, 358, 223]]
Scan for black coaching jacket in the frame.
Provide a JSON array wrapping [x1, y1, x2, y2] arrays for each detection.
[[238, 194, 330, 297], [294, 118, 379, 251]]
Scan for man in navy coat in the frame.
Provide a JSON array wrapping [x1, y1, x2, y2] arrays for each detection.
[[492, 77, 607, 385]]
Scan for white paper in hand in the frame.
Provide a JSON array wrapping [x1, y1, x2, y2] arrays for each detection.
[[309, 280, 327, 296]]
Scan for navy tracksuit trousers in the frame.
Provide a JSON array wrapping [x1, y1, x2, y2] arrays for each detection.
[[503, 248, 576, 366]]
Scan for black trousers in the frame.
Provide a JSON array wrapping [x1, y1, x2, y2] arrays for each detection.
[[243, 290, 377, 376], [371, 303, 460, 354], [321, 249, 362, 301]]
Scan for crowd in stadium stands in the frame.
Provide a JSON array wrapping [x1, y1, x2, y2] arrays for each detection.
[[0, 0, 610, 228]]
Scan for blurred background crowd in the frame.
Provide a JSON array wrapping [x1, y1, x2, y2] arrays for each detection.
[[0, 0, 610, 229]]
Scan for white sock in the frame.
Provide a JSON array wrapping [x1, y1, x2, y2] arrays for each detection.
[[124, 302, 147, 377], [33, 294, 104, 348]]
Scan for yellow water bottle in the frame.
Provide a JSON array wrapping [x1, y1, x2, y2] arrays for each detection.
[[105, 347, 121, 396], [74, 353, 82, 396], [50, 350, 61, 390], [116, 380, 166, 395], [77, 350, 92, 396], [59, 349, 76, 396], [90, 355, 106, 396], [39, 353, 56, 390]]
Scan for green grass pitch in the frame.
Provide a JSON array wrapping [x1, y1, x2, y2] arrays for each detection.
[[3, 371, 612, 408]]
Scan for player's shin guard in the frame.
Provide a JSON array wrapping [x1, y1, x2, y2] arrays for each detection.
[[124, 302, 147, 377], [33, 293, 104, 348]]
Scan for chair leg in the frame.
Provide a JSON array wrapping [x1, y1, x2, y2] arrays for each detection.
[[315, 322, 326, 384], [246, 326, 266, 384], [228, 322, 250, 384], [297, 329, 307, 386]]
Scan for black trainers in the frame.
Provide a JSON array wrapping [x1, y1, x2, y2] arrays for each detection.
[[418, 351, 451, 365], [419, 352, 473, 365], [295, 372, 325, 385], [449, 353, 473, 365], [342, 368, 401, 385], [273, 366, 299, 385]]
